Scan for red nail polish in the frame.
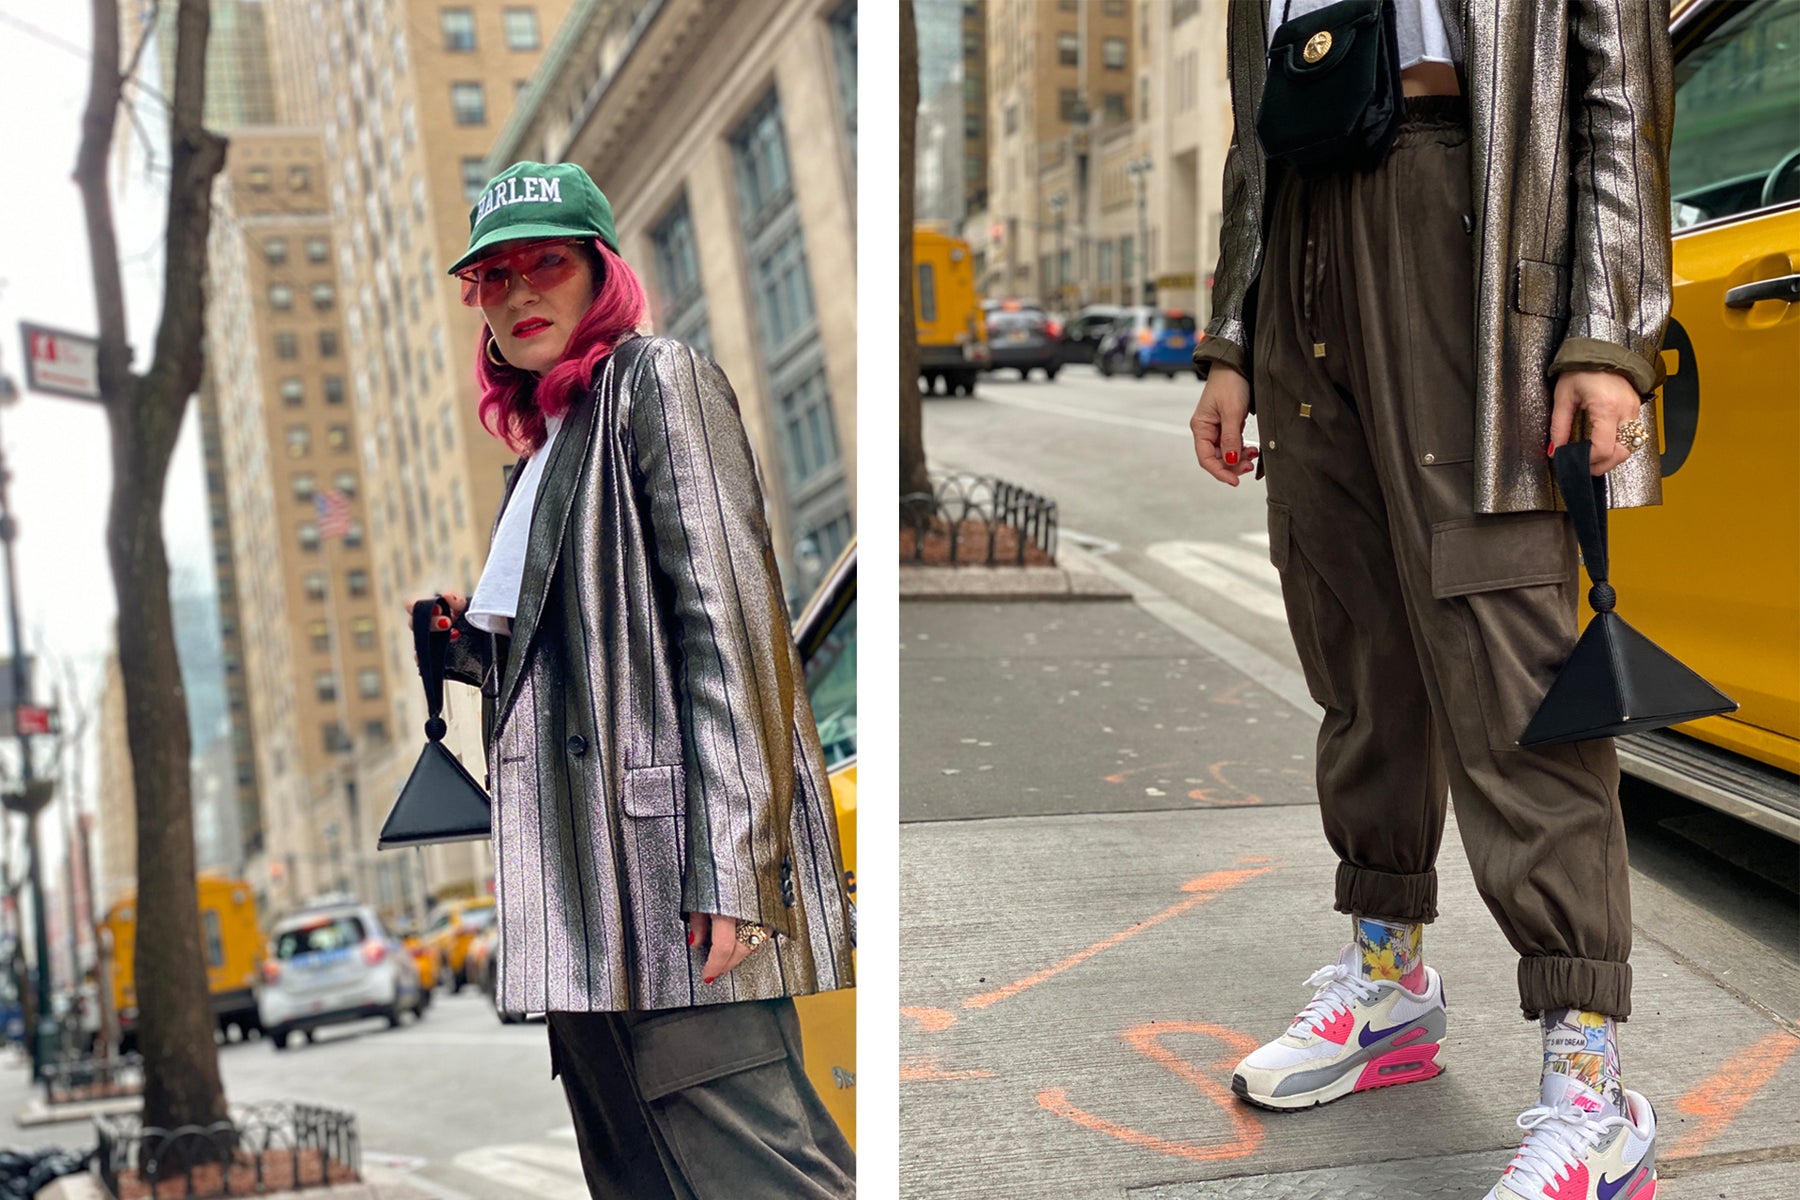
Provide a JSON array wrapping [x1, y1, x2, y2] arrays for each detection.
[[1224, 451, 1238, 466], [1546, 442, 1555, 456], [702, 976, 715, 984], [687, 932, 695, 946]]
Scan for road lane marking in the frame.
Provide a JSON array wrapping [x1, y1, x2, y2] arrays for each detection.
[[976, 392, 1191, 437], [1146, 540, 1287, 624], [1667, 1030, 1799, 1158], [962, 863, 1274, 1010]]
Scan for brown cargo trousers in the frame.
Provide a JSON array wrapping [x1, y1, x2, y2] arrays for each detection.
[[1251, 98, 1633, 1019]]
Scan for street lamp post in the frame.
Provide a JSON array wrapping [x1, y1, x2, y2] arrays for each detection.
[[1048, 192, 1067, 312], [1127, 156, 1153, 306]]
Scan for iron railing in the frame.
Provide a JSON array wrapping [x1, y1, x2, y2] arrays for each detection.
[[901, 473, 1059, 566], [95, 1102, 359, 1198], [43, 1052, 143, 1106]]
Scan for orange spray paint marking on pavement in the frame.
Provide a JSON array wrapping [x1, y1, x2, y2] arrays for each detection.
[[1104, 760, 1179, 785], [1666, 1030, 1798, 1159], [1210, 680, 1251, 707], [1188, 760, 1264, 806], [901, 1054, 998, 1083], [962, 864, 1273, 1010], [901, 1006, 958, 1033]]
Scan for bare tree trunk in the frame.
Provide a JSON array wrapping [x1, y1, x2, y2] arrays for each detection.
[[899, 0, 931, 503], [75, 0, 229, 1131]]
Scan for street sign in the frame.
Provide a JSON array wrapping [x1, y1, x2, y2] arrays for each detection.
[[18, 323, 102, 402], [13, 705, 54, 736]]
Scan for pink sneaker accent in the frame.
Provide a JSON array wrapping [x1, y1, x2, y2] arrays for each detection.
[[1392, 1026, 1426, 1048], [1352, 1042, 1441, 1092], [1542, 1163, 1588, 1200], [1631, 1181, 1656, 1200], [1312, 1008, 1353, 1045]]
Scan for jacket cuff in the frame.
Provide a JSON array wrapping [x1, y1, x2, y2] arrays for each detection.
[[1193, 333, 1247, 379], [1550, 336, 1662, 396]]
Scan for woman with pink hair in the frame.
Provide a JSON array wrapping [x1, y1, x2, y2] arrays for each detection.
[[422, 161, 855, 1199]]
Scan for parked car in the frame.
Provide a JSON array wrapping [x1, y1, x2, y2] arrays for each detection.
[[1056, 304, 1126, 365], [915, 227, 989, 395], [421, 896, 495, 992], [258, 902, 424, 1050], [1095, 307, 1201, 378], [390, 918, 441, 996], [984, 304, 1062, 380]]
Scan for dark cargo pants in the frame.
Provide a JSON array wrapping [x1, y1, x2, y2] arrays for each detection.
[[1251, 97, 1633, 1019], [547, 998, 855, 1199]]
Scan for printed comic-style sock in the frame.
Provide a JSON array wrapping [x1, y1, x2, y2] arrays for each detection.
[[1353, 916, 1425, 991], [1542, 1007, 1625, 1119]]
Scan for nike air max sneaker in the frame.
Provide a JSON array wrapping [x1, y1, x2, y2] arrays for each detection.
[[1230, 944, 1447, 1111], [1484, 1074, 1658, 1200]]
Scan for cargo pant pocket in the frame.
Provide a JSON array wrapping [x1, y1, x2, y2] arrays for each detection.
[[1268, 502, 1342, 711], [1430, 513, 1578, 751]]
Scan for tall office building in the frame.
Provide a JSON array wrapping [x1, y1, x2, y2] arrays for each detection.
[[491, 0, 859, 604]]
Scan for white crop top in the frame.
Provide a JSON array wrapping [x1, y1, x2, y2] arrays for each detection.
[[467, 413, 565, 636], [1268, 0, 1458, 70]]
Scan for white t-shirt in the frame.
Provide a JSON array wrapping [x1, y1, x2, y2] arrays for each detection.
[[467, 414, 565, 636], [1268, 0, 1457, 70]]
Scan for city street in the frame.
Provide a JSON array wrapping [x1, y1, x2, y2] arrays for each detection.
[[1, 991, 588, 1199], [900, 364, 1800, 1198]]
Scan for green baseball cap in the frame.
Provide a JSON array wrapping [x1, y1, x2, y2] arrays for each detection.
[[448, 160, 618, 275]]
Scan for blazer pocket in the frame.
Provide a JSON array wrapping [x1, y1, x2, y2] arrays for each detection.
[[622, 764, 687, 818], [1512, 259, 1570, 320]]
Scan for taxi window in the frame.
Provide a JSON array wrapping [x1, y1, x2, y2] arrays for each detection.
[[917, 263, 938, 323], [804, 592, 857, 768], [461, 905, 495, 930], [276, 916, 364, 959], [202, 910, 224, 969], [1669, 0, 1800, 230]]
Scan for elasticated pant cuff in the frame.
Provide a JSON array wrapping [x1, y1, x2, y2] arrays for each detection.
[[1332, 863, 1438, 924], [1519, 955, 1632, 1021]]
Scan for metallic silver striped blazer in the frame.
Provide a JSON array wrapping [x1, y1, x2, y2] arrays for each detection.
[[1197, 0, 1673, 512], [444, 336, 855, 1013]]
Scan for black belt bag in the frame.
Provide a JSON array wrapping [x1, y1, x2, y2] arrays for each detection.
[[1256, 0, 1406, 179]]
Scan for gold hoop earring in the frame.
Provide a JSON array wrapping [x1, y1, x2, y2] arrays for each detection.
[[485, 336, 508, 368]]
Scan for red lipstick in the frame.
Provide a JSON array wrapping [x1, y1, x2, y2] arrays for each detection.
[[513, 318, 551, 338]]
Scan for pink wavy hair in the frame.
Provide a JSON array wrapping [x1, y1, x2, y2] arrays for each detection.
[[474, 239, 647, 454]]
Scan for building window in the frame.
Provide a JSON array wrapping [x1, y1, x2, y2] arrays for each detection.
[[451, 82, 486, 126], [324, 377, 346, 405], [334, 471, 358, 497], [315, 671, 337, 701], [364, 719, 389, 744], [1171, 0, 1199, 22], [247, 165, 271, 191], [1104, 36, 1127, 69], [777, 371, 842, 493], [319, 330, 339, 358], [1058, 32, 1079, 67], [1103, 92, 1127, 123], [264, 237, 288, 264], [292, 473, 316, 501], [1140, 74, 1150, 121], [286, 426, 311, 457], [461, 157, 487, 201], [965, 115, 982, 139], [830, 1, 856, 160], [289, 165, 311, 191], [441, 9, 475, 51], [311, 282, 336, 309], [651, 196, 708, 331], [346, 569, 370, 597], [304, 571, 327, 601], [298, 522, 320, 551], [730, 92, 793, 231], [352, 617, 376, 650], [751, 229, 816, 355], [275, 332, 299, 359], [502, 8, 539, 50], [306, 235, 328, 262], [269, 283, 294, 310], [327, 424, 350, 452], [308, 621, 330, 653], [1059, 88, 1082, 122], [358, 668, 382, 699], [345, 521, 364, 549], [280, 378, 305, 406], [322, 722, 349, 753]]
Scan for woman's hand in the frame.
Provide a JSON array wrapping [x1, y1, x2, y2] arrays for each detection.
[[403, 593, 467, 665], [1189, 363, 1258, 486], [1550, 369, 1646, 476], [687, 912, 765, 984]]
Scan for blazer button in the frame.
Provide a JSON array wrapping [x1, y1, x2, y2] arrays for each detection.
[[566, 735, 588, 756]]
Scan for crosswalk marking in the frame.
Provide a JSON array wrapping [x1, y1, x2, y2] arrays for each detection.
[[452, 1141, 588, 1199], [1146, 539, 1287, 623], [976, 392, 1192, 437]]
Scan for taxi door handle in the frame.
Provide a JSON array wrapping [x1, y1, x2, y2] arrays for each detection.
[[1724, 273, 1800, 308]]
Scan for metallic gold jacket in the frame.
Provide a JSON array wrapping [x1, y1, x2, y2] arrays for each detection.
[[445, 336, 855, 1012], [1196, 0, 1673, 511]]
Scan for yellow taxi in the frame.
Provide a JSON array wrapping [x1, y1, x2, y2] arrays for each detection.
[[100, 875, 265, 1050], [1608, 0, 1799, 840], [422, 896, 497, 992], [392, 919, 442, 993], [793, 541, 858, 1147], [915, 226, 989, 395]]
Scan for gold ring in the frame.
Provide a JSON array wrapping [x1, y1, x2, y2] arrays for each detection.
[[735, 922, 770, 951], [1616, 418, 1651, 453]]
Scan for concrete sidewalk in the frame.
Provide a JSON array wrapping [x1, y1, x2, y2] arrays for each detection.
[[899, 588, 1800, 1199]]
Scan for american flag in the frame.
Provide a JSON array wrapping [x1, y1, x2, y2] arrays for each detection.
[[315, 489, 354, 539]]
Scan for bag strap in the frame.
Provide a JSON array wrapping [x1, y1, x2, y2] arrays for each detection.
[[1553, 442, 1616, 613], [412, 598, 451, 742]]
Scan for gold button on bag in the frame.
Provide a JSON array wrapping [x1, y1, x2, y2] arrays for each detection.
[[1304, 31, 1333, 62]]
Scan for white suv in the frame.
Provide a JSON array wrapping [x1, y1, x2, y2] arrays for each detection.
[[258, 903, 424, 1050]]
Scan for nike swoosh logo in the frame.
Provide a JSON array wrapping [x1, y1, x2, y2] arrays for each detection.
[[1358, 1020, 1415, 1048], [1596, 1167, 1646, 1200]]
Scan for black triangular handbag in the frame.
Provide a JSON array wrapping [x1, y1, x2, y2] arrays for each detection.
[[377, 598, 493, 849], [1518, 443, 1737, 746]]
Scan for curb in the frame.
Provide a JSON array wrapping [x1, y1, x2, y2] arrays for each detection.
[[35, 1179, 400, 1200], [15, 1096, 140, 1128], [899, 544, 1131, 602]]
